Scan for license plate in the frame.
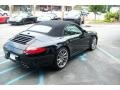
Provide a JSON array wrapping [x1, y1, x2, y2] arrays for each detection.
[[10, 53, 17, 60]]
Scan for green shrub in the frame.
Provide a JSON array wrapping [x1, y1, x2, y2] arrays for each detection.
[[104, 12, 119, 22]]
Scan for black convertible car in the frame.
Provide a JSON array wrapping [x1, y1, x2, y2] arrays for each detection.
[[3, 20, 98, 70]]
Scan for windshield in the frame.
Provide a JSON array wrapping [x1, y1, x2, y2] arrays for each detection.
[[18, 13, 28, 17], [39, 13, 56, 18], [12, 12, 28, 18], [28, 25, 52, 34], [65, 11, 81, 17]]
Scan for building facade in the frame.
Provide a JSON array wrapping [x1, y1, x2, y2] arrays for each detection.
[[9, 5, 72, 15]]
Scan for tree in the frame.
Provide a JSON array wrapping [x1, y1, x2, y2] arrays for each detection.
[[89, 5, 106, 20]]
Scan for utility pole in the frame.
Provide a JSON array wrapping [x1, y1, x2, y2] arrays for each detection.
[[9, 5, 12, 16], [50, 5, 53, 12], [33, 5, 36, 16], [118, 6, 120, 22], [72, 6, 74, 10], [61, 6, 65, 20]]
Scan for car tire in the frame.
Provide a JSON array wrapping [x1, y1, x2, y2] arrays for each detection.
[[6, 18, 9, 23], [82, 20, 84, 24], [89, 36, 97, 50], [22, 20, 25, 25], [34, 18, 37, 23], [53, 47, 69, 70]]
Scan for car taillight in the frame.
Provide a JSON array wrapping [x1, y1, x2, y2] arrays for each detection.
[[24, 47, 47, 55]]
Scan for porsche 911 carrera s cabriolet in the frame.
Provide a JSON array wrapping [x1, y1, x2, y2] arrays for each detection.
[[3, 20, 98, 70], [8, 12, 37, 25]]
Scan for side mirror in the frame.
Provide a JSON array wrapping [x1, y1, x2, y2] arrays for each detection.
[[82, 29, 87, 33], [80, 33, 85, 38]]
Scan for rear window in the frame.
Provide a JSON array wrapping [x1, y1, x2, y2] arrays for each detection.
[[28, 25, 52, 33]]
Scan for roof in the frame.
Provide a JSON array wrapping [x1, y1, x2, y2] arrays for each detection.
[[35, 20, 75, 37], [36, 20, 74, 28]]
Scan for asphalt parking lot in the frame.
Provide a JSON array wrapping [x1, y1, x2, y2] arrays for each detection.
[[0, 23, 120, 85]]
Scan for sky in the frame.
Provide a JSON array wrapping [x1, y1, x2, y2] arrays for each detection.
[[0, 0, 120, 5]]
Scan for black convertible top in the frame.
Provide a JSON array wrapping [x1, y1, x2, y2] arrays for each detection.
[[35, 20, 75, 37]]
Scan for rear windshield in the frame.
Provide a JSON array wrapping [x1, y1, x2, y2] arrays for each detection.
[[27, 24, 63, 37], [28, 25, 52, 34]]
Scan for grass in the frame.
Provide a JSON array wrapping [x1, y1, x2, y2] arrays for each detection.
[[88, 20, 120, 24]]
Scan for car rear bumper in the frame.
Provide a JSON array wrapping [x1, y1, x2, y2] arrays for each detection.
[[4, 49, 55, 68]]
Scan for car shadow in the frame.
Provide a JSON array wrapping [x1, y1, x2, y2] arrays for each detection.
[[32, 50, 91, 73], [0, 50, 94, 85]]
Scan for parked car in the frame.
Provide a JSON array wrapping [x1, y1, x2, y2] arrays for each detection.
[[63, 10, 85, 25], [8, 12, 37, 25], [0, 8, 8, 16], [81, 9, 89, 16], [37, 12, 60, 22], [3, 20, 98, 70], [0, 16, 9, 23]]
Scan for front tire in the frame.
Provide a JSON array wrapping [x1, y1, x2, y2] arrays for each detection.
[[89, 36, 97, 50], [53, 47, 69, 70]]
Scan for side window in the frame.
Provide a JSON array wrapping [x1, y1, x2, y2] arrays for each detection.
[[64, 25, 82, 36]]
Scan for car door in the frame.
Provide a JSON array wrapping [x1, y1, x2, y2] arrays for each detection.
[[78, 27, 90, 51], [64, 24, 89, 55]]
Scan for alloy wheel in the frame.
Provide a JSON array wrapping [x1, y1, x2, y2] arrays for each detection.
[[56, 48, 68, 68], [91, 37, 97, 50]]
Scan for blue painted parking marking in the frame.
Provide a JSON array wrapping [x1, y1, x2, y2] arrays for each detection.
[[5, 71, 32, 85], [0, 60, 10, 65], [0, 65, 20, 75], [79, 54, 87, 61], [38, 70, 45, 85]]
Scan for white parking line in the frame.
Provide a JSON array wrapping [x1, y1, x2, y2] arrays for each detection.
[[5, 71, 32, 85], [0, 65, 20, 75], [97, 47, 120, 63], [0, 60, 10, 65]]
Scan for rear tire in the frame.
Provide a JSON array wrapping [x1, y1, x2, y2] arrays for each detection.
[[53, 47, 69, 70], [33, 18, 37, 23]]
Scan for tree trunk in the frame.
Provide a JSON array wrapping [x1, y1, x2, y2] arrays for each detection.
[[61, 6, 65, 20], [94, 13, 96, 21], [119, 7, 120, 22]]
